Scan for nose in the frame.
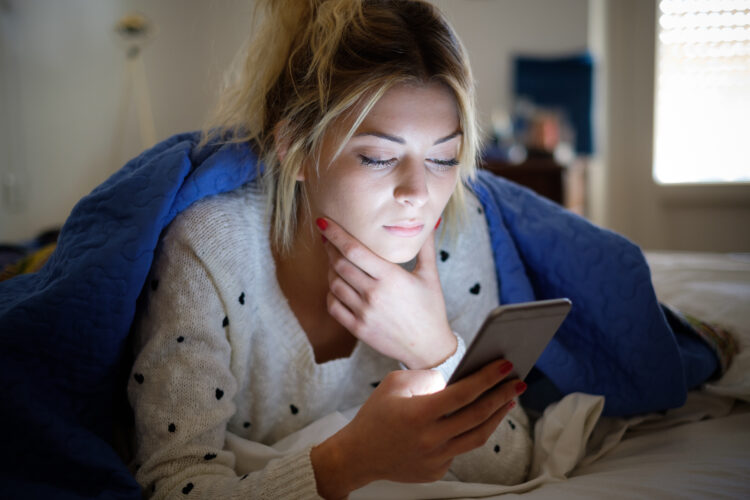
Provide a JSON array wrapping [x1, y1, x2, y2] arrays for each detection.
[[393, 160, 429, 208]]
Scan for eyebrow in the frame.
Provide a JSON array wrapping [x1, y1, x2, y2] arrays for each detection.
[[353, 130, 462, 145]]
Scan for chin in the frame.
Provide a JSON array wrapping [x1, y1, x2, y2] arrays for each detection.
[[375, 244, 421, 265]]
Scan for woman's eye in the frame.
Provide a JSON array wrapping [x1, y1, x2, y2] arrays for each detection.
[[358, 154, 397, 169], [428, 158, 459, 171]]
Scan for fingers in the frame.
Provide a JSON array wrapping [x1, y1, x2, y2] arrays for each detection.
[[328, 266, 363, 304], [316, 217, 386, 279], [427, 359, 515, 417], [442, 399, 517, 458], [325, 242, 373, 293], [437, 376, 524, 439], [327, 291, 358, 334], [326, 266, 366, 336]]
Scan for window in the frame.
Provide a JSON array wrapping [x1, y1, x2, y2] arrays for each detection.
[[653, 0, 750, 184]]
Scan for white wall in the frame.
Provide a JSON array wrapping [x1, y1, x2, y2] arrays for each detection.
[[0, 0, 589, 242], [0, 0, 253, 241]]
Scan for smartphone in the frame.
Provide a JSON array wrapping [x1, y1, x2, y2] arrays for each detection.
[[447, 298, 572, 385]]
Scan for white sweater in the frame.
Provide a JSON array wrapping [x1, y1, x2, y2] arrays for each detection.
[[127, 182, 532, 499]]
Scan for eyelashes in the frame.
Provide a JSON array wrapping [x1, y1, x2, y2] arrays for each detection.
[[358, 154, 458, 171], [358, 154, 397, 169], [430, 158, 460, 169]]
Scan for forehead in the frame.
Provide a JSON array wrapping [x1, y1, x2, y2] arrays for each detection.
[[357, 82, 460, 136], [319, 81, 462, 163]]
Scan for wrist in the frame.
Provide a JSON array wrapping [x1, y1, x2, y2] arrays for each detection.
[[311, 429, 370, 499], [404, 327, 457, 370]]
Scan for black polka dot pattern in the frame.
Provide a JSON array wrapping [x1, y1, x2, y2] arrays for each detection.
[[508, 419, 516, 430], [130, 201, 501, 486]]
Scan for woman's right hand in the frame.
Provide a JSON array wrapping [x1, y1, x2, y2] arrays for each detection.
[[310, 359, 526, 499]]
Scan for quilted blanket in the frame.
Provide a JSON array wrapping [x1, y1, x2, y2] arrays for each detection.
[[0, 132, 716, 498]]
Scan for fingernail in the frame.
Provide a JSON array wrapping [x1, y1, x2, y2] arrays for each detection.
[[515, 381, 527, 395], [500, 361, 514, 376], [316, 218, 328, 231], [508, 400, 517, 410], [434, 217, 442, 230]]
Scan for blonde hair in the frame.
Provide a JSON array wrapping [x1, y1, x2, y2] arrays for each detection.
[[201, 0, 481, 254]]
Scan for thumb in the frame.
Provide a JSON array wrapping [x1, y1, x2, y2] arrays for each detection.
[[392, 369, 447, 397], [414, 227, 438, 278]]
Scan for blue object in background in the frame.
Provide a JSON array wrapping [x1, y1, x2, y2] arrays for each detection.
[[514, 53, 594, 155]]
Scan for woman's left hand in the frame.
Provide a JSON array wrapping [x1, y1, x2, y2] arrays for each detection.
[[318, 217, 457, 370]]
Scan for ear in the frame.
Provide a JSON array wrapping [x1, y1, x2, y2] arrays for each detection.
[[273, 120, 306, 181]]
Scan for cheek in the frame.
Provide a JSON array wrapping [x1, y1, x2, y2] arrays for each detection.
[[311, 172, 382, 225], [432, 171, 460, 207]]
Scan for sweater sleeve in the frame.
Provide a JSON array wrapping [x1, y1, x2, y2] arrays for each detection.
[[431, 332, 466, 383], [127, 227, 322, 499], [397, 331, 465, 382]]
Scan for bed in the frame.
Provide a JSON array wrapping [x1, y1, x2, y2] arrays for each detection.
[[226, 251, 750, 499], [502, 251, 750, 500], [1, 133, 747, 498]]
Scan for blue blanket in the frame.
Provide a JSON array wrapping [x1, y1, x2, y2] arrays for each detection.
[[0, 132, 715, 498]]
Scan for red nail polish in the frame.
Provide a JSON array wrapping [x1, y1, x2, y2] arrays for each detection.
[[515, 381, 527, 395], [434, 217, 442, 229], [316, 218, 328, 231], [508, 400, 517, 409], [500, 361, 513, 376]]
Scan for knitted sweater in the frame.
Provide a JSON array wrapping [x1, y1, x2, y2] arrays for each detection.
[[127, 181, 532, 499]]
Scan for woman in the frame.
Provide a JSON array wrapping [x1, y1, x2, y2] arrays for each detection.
[[127, 0, 532, 497]]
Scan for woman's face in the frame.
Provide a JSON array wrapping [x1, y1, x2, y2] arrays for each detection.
[[300, 82, 462, 264]]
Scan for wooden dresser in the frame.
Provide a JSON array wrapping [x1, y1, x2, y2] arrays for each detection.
[[480, 152, 586, 216]]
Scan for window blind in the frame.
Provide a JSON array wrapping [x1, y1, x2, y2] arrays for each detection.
[[654, 0, 750, 183]]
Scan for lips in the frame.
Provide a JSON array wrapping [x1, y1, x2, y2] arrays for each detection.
[[383, 221, 424, 237]]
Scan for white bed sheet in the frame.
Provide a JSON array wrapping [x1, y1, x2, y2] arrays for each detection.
[[505, 404, 750, 500], [226, 251, 750, 499], [495, 251, 750, 499], [646, 251, 750, 403]]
